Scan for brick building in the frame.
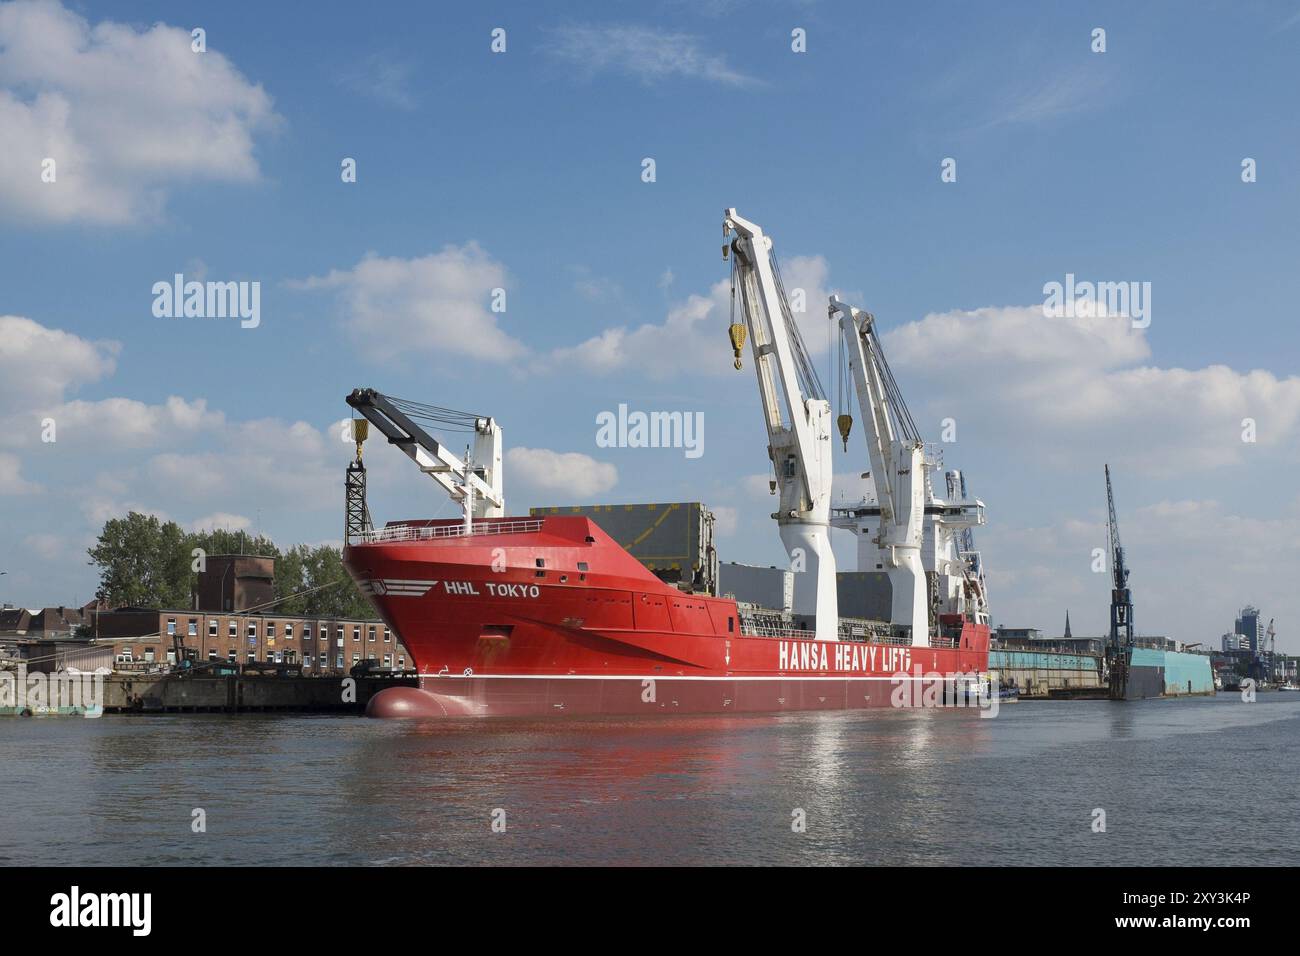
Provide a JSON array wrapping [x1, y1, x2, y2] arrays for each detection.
[[82, 552, 412, 675], [89, 608, 409, 675]]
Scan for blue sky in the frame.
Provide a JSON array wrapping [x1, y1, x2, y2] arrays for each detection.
[[2, 0, 1299, 650]]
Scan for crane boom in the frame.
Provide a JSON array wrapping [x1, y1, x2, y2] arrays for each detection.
[[724, 209, 838, 643], [829, 295, 930, 645], [345, 388, 504, 520]]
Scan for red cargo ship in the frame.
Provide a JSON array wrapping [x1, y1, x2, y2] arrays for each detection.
[[344, 515, 990, 718]]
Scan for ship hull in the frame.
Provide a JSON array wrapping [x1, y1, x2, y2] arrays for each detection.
[[367, 673, 986, 718], [344, 515, 992, 719]]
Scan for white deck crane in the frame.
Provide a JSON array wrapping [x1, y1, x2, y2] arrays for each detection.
[[345, 388, 504, 532], [827, 297, 988, 640], [723, 209, 839, 643], [827, 295, 930, 645]]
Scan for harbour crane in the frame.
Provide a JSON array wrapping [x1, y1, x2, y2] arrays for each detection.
[[1105, 463, 1134, 698], [1251, 618, 1277, 683], [723, 209, 839, 643], [343, 389, 504, 542]]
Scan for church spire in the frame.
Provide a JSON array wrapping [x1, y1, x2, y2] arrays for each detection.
[[1064, 610, 1073, 640]]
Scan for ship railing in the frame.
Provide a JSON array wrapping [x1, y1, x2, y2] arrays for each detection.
[[741, 623, 818, 641], [740, 623, 962, 649], [359, 518, 545, 543]]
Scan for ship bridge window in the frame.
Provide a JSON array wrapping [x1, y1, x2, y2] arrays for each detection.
[[577, 562, 589, 571], [535, 558, 545, 567]]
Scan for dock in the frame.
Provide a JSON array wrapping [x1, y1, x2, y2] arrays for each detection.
[[3, 671, 416, 716]]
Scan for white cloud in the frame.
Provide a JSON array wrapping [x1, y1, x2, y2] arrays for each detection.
[[33, 396, 223, 449], [981, 497, 1300, 653], [544, 24, 759, 88], [0, 0, 278, 224], [506, 447, 617, 498], [21, 532, 62, 560], [990, 68, 1113, 127], [0, 315, 118, 407], [0, 453, 40, 495], [189, 512, 252, 533], [550, 254, 835, 380], [884, 304, 1300, 475], [338, 53, 417, 110], [291, 245, 525, 363], [712, 504, 738, 536]]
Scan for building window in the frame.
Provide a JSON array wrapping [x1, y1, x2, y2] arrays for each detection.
[[352, 626, 360, 643], [335, 654, 344, 668], [267, 622, 276, 638], [247, 623, 256, 638], [208, 648, 217, 661], [208, 620, 218, 637], [398, 657, 405, 669], [383, 654, 392, 667], [166, 618, 176, 636], [228, 620, 237, 637], [367, 652, 376, 661], [304, 654, 313, 667], [383, 627, 391, 643], [144, 649, 155, 663], [247, 652, 256, 663], [227, 649, 237, 663], [285, 623, 294, 640], [188, 620, 197, 637], [368, 625, 376, 642]]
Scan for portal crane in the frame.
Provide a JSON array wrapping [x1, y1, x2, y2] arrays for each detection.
[[723, 209, 838, 643], [344, 389, 504, 535], [1105, 463, 1134, 698]]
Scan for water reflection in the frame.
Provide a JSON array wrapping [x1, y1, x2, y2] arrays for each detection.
[[1, 695, 1297, 865]]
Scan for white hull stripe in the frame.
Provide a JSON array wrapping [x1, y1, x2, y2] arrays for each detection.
[[361, 578, 438, 597], [417, 673, 980, 682]]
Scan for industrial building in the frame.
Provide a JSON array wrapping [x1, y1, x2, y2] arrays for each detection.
[[4, 554, 410, 676], [88, 607, 408, 675]]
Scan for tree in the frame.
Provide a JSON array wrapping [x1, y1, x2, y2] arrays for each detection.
[[274, 544, 310, 615], [88, 513, 376, 619], [300, 545, 371, 618], [87, 512, 192, 608]]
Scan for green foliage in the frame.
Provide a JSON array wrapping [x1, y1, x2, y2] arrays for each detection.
[[87, 513, 192, 608], [87, 513, 373, 618]]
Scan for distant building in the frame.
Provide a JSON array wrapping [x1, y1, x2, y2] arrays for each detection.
[[0, 604, 93, 640], [995, 626, 1043, 643], [1222, 632, 1246, 653], [1235, 606, 1263, 654]]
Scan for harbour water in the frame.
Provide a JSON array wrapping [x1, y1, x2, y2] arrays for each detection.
[[2, 693, 1297, 866]]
